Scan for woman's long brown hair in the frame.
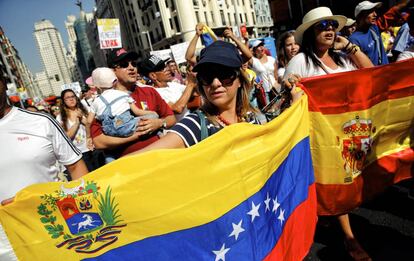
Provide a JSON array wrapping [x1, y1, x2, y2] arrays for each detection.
[[59, 89, 88, 131], [197, 68, 255, 124]]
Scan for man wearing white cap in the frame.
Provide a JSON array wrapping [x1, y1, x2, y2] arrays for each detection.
[[349, 1, 389, 65], [350, 0, 412, 65]]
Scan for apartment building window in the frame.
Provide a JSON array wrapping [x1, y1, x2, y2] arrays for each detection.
[[195, 11, 200, 23], [252, 12, 256, 24], [151, 10, 155, 19], [135, 37, 139, 46], [193, 0, 199, 6], [128, 10, 132, 19], [239, 14, 243, 23], [165, 0, 169, 8], [204, 11, 208, 23], [227, 13, 231, 25], [174, 16, 181, 32], [169, 18, 173, 30], [171, 0, 175, 10], [150, 31, 155, 44], [220, 10, 225, 25], [211, 11, 215, 24], [155, 1, 160, 11], [244, 14, 248, 25], [160, 22, 166, 38]]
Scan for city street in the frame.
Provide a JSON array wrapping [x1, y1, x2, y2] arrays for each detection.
[[306, 179, 414, 261]]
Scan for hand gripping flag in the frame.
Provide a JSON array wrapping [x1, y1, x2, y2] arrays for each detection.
[[200, 25, 218, 47], [302, 59, 414, 216], [0, 96, 316, 260]]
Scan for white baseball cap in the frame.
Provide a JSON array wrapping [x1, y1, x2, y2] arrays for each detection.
[[355, 1, 382, 18], [91, 67, 117, 89]]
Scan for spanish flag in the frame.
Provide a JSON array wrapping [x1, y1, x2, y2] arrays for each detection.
[[0, 97, 316, 260], [303, 59, 414, 216]]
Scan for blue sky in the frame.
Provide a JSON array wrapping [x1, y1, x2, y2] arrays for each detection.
[[0, 0, 95, 74]]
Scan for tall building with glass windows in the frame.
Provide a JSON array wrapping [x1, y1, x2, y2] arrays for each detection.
[[34, 19, 72, 96]]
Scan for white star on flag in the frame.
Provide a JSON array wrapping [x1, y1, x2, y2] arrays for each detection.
[[247, 201, 261, 222], [278, 208, 285, 225], [213, 243, 230, 261], [272, 197, 280, 213], [229, 219, 245, 240], [264, 192, 271, 212]]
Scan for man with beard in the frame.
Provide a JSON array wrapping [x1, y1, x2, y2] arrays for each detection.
[[90, 49, 176, 160]]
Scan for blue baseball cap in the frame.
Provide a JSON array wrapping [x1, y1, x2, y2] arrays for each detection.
[[193, 41, 243, 72]]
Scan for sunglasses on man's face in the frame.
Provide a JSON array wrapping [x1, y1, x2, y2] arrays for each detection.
[[314, 20, 339, 31], [197, 69, 239, 87], [115, 60, 138, 69]]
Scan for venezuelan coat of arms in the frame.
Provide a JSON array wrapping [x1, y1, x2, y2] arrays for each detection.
[[37, 179, 126, 254]]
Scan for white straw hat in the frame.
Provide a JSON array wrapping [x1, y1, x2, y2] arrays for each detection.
[[345, 18, 356, 27], [355, 1, 382, 18], [294, 7, 347, 45]]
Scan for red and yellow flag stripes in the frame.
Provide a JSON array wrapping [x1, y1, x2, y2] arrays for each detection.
[[302, 59, 414, 215]]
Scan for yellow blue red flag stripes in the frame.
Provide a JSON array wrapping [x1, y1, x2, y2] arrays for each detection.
[[0, 96, 316, 260], [302, 58, 414, 216]]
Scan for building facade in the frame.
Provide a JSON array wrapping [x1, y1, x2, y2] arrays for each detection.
[[65, 15, 84, 85], [92, 0, 272, 59], [0, 26, 39, 100], [33, 19, 72, 96]]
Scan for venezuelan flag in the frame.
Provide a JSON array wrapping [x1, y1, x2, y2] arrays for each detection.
[[302, 59, 414, 216], [200, 25, 217, 47], [0, 96, 316, 260]]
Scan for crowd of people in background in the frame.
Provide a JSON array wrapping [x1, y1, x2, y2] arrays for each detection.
[[1, 1, 414, 260]]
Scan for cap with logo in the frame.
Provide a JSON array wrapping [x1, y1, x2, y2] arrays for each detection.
[[139, 55, 170, 77], [107, 48, 139, 68]]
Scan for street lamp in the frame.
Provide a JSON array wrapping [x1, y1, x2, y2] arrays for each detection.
[[142, 31, 153, 52]]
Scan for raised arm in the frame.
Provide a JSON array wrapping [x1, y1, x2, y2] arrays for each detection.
[[185, 23, 204, 65], [223, 27, 253, 61], [335, 35, 374, 69]]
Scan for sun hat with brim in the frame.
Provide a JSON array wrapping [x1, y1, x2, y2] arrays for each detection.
[[250, 39, 264, 49], [345, 18, 356, 27], [193, 41, 243, 72], [355, 1, 382, 18], [294, 7, 347, 45]]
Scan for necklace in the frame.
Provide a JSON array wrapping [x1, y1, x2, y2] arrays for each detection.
[[216, 115, 234, 126]]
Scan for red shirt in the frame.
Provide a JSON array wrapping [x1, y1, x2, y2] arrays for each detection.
[[91, 86, 174, 157]]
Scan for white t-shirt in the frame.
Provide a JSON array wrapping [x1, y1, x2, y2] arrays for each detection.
[[155, 82, 189, 121], [90, 89, 134, 117], [396, 51, 414, 61], [56, 115, 89, 153], [251, 56, 277, 92], [0, 107, 82, 201], [283, 53, 357, 79]]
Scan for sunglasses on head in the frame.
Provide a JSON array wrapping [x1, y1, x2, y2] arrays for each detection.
[[314, 20, 339, 31], [197, 69, 239, 87], [115, 60, 137, 69]]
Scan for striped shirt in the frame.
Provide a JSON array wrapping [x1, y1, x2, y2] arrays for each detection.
[[168, 111, 262, 147]]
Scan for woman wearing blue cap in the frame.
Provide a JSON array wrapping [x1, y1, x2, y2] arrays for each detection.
[[130, 41, 302, 151]]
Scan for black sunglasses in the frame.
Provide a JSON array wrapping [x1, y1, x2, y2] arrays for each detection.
[[314, 20, 339, 31], [197, 69, 239, 87], [115, 60, 138, 69]]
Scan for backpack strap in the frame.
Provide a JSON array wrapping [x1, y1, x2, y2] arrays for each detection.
[[195, 110, 208, 141], [99, 94, 129, 118], [369, 27, 383, 65]]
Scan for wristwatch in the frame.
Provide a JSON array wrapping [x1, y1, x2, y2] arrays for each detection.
[[161, 119, 167, 129]]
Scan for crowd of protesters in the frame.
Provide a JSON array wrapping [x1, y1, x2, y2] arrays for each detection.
[[1, 1, 414, 260]]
